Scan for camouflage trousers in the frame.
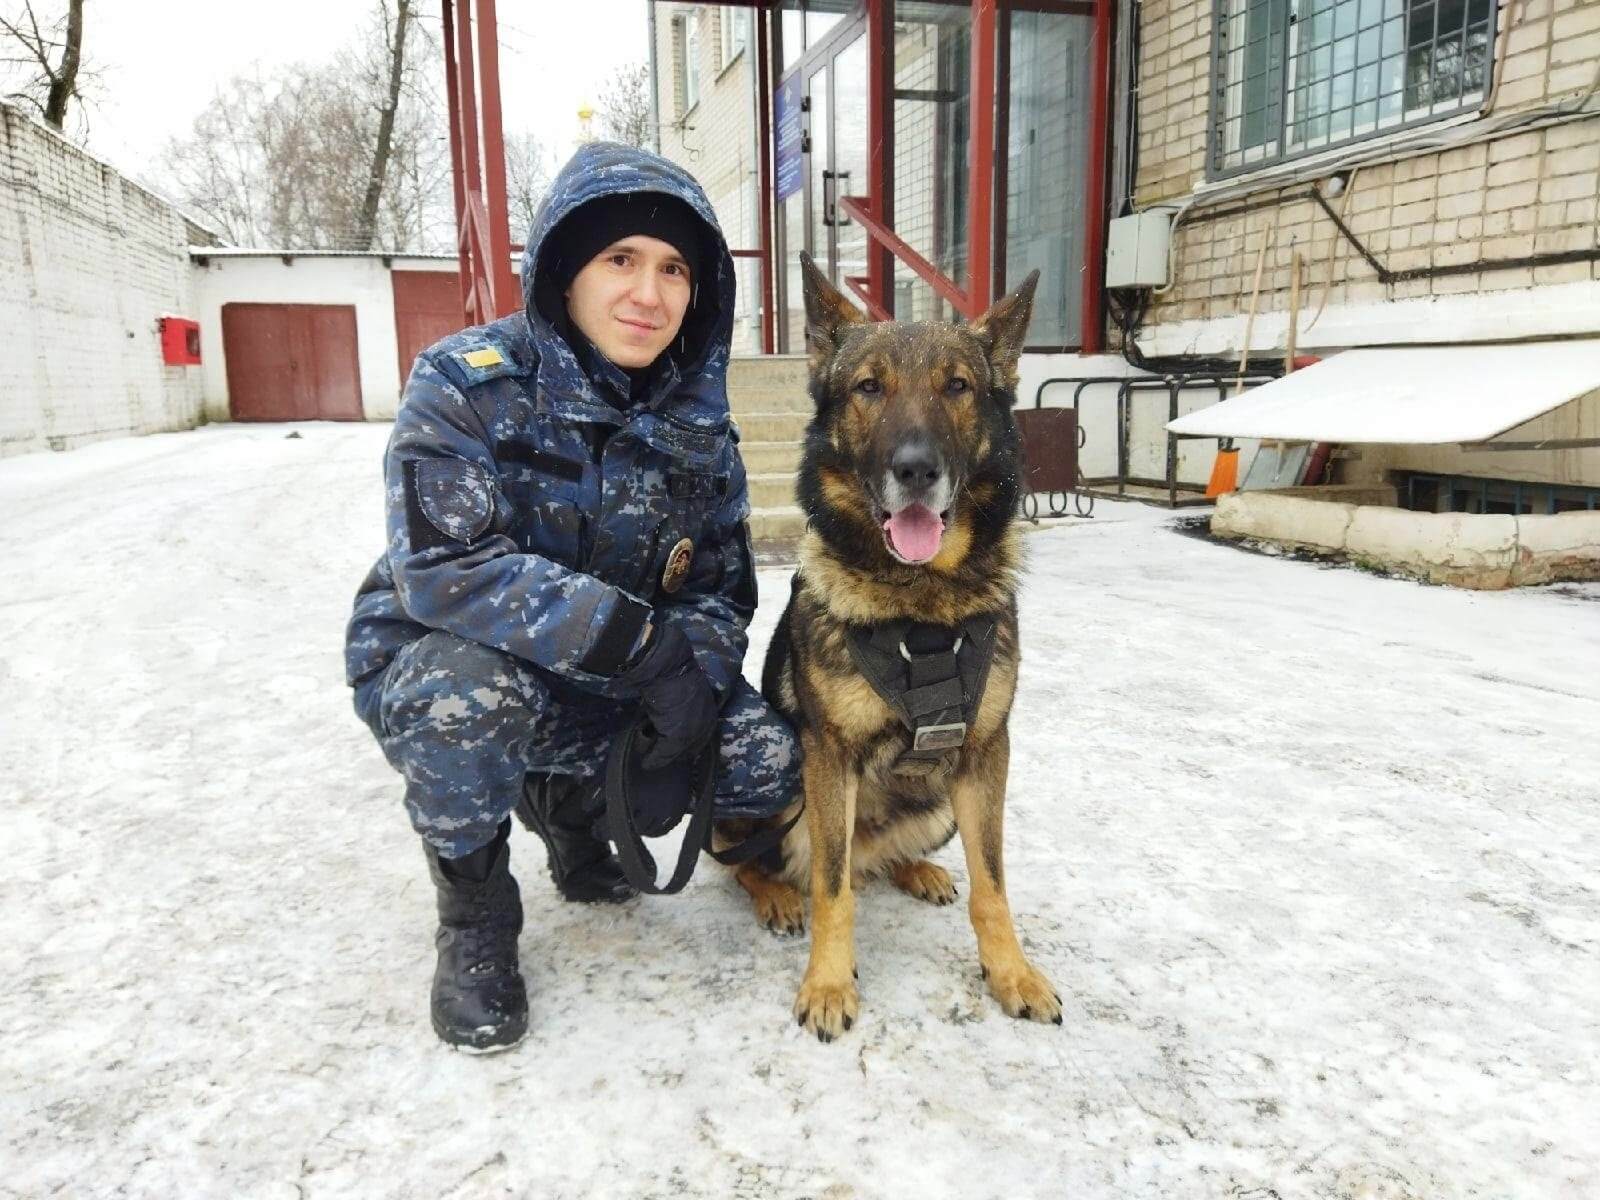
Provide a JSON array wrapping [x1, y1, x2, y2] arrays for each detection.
[[353, 630, 801, 858]]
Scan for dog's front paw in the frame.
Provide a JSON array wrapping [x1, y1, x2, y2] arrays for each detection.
[[982, 958, 1062, 1025], [891, 859, 958, 905], [755, 884, 806, 936], [793, 971, 859, 1042]]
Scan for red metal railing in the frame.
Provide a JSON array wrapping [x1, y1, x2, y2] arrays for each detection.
[[838, 194, 978, 319], [830, 0, 997, 325], [442, 0, 518, 327]]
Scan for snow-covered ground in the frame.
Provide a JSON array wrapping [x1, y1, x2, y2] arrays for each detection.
[[2, 423, 1597, 1200]]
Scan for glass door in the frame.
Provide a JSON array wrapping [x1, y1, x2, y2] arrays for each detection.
[[801, 30, 867, 289], [831, 35, 869, 296], [779, 21, 867, 350], [806, 61, 831, 282]]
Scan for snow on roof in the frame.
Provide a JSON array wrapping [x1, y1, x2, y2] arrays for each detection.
[[1167, 339, 1600, 444], [187, 247, 459, 260]]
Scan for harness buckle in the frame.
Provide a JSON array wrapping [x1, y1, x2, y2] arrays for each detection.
[[913, 721, 967, 752], [899, 637, 963, 662]]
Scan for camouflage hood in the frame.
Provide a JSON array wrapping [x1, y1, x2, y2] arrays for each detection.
[[519, 141, 736, 432]]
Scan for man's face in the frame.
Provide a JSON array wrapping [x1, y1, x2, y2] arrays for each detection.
[[564, 236, 693, 369]]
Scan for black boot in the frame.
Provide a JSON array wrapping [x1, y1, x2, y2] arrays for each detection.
[[514, 773, 637, 904], [423, 821, 528, 1052]]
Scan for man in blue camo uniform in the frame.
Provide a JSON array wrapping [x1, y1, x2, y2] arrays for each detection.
[[345, 142, 800, 1052]]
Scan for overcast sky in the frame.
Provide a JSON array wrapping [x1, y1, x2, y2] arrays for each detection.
[[60, 0, 652, 186]]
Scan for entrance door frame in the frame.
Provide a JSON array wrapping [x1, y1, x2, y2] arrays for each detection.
[[804, 17, 867, 287], [775, 11, 872, 349], [766, 0, 1111, 352]]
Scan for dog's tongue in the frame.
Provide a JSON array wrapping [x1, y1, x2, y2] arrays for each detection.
[[884, 503, 944, 563]]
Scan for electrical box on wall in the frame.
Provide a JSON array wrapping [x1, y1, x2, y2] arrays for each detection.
[[1105, 212, 1172, 289], [159, 316, 201, 366]]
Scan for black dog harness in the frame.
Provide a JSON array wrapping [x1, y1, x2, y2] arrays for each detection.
[[846, 613, 1002, 779]]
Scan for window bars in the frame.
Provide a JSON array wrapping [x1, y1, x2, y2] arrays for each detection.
[[1209, 0, 1496, 177]]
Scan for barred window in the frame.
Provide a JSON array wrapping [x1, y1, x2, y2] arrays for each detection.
[[1209, 0, 1496, 177]]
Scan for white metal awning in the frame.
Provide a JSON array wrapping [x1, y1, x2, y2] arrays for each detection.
[[1166, 340, 1600, 445]]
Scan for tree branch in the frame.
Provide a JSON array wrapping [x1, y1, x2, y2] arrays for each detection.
[[0, 10, 59, 78]]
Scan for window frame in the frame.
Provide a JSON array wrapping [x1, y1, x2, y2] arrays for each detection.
[[682, 12, 702, 115], [719, 7, 748, 73], [1207, 0, 1497, 180]]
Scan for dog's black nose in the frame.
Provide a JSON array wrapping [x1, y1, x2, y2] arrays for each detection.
[[891, 441, 943, 491]]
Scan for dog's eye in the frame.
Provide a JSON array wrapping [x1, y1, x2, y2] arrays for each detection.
[[945, 376, 971, 394], [855, 378, 881, 396]]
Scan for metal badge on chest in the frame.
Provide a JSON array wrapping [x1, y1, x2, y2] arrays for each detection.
[[661, 537, 695, 593]]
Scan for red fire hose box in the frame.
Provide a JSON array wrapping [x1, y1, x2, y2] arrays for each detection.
[[159, 317, 202, 365]]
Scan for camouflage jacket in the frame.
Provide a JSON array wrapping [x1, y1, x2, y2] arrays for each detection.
[[344, 142, 755, 703]]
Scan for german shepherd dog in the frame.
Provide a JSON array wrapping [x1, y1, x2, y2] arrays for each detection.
[[714, 255, 1060, 1041]]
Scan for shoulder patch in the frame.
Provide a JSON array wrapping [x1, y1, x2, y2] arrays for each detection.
[[461, 347, 505, 369], [403, 458, 494, 552], [430, 340, 527, 390]]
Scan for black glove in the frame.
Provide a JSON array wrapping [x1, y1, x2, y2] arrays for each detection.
[[615, 622, 719, 771]]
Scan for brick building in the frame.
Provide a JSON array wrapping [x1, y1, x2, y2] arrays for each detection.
[[1, 102, 212, 457], [1142, 0, 1600, 505], [647, 1, 1600, 516], [1, 101, 471, 455]]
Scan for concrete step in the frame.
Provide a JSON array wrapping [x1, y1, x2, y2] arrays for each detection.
[[734, 411, 810, 443], [728, 385, 813, 415], [748, 505, 809, 542], [728, 355, 811, 415], [749, 471, 800, 509], [727, 354, 809, 389], [741, 440, 804, 474]]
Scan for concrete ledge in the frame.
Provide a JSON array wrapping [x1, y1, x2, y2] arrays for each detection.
[[1269, 483, 1399, 507], [1513, 510, 1600, 586], [1213, 492, 1356, 554], [1345, 507, 1517, 588], [1211, 493, 1600, 589]]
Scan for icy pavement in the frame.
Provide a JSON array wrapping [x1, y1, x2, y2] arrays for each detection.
[[2, 423, 1597, 1200]]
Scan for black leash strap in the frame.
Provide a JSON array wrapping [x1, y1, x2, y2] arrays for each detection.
[[603, 717, 804, 894], [705, 803, 805, 867]]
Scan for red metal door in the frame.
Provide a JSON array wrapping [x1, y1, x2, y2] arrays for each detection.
[[222, 303, 363, 422], [392, 269, 465, 386]]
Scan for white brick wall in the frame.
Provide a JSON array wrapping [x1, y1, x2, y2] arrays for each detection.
[[654, 5, 763, 353], [0, 103, 206, 459]]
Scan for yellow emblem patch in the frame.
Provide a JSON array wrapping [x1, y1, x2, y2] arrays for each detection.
[[461, 347, 504, 369]]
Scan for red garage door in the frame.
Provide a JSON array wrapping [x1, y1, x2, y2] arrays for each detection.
[[392, 270, 464, 387], [222, 303, 363, 422]]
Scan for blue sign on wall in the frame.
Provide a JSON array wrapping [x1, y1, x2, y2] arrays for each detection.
[[775, 77, 804, 204]]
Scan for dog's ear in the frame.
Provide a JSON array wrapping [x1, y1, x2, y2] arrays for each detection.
[[801, 252, 865, 371], [971, 270, 1039, 393]]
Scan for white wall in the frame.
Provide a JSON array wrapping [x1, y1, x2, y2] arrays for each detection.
[[1143, 281, 1600, 361], [191, 253, 457, 423], [1020, 352, 1246, 489], [0, 103, 205, 459]]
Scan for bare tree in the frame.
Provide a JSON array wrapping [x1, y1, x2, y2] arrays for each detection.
[[155, 71, 276, 245], [352, 0, 415, 250], [504, 130, 553, 245], [154, 0, 450, 252], [597, 62, 652, 149], [0, 0, 92, 135]]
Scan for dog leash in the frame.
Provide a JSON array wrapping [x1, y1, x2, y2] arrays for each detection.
[[603, 716, 805, 895]]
